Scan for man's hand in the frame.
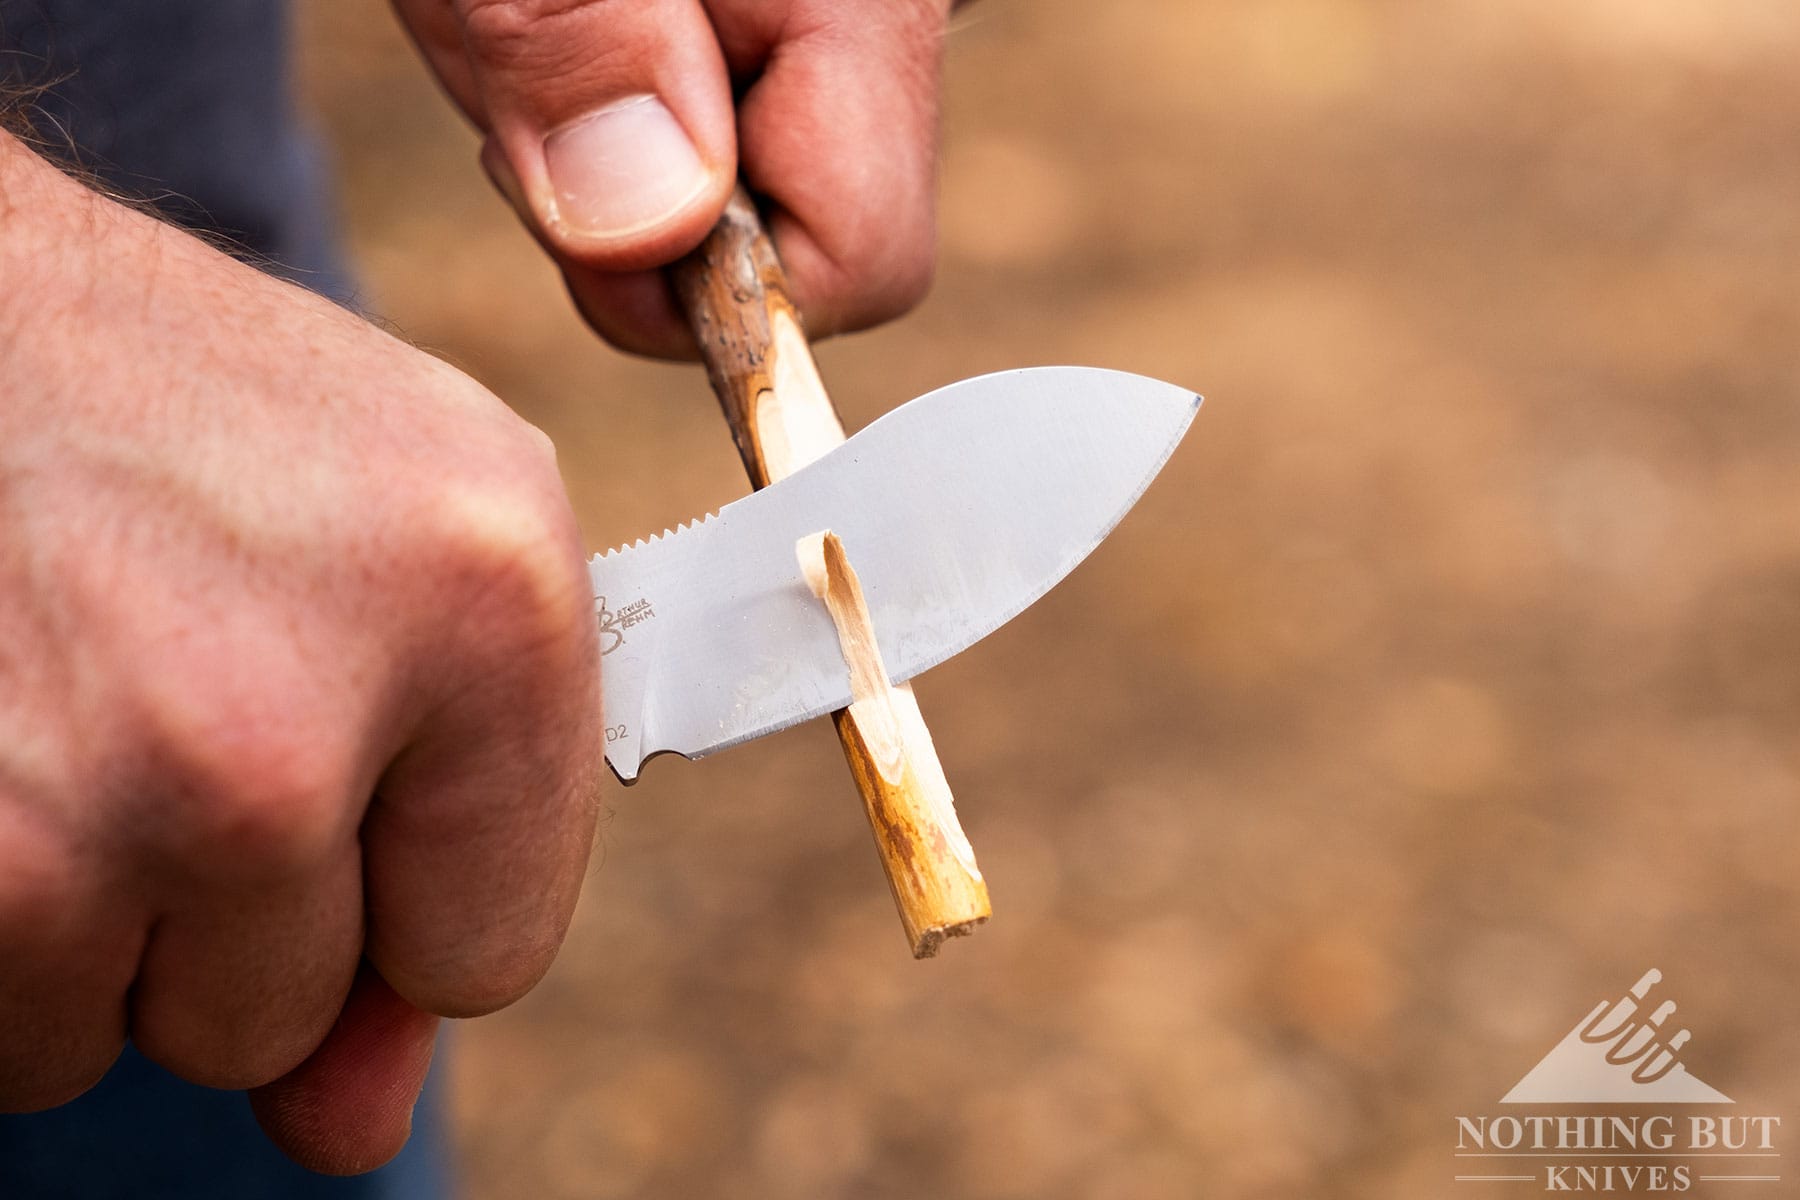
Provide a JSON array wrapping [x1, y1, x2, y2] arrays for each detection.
[[390, 0, 953, 357], [0, 136, 602, 1173]]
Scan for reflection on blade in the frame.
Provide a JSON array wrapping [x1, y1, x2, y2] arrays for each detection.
[[589, 366, 1201, 781]]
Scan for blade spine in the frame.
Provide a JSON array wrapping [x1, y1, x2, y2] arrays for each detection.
[[592, 506, 723, 564]]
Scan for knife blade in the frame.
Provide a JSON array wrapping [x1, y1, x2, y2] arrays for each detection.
[[589, 365, 1200, 782]]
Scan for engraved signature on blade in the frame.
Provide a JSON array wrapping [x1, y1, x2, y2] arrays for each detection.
[[595, 595, 656, 656]]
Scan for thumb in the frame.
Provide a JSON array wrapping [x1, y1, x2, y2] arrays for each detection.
[[451, 0, 737, 269]]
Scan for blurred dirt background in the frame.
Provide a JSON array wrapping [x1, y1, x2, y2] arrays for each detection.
[[298, 2, 1800, 1197]]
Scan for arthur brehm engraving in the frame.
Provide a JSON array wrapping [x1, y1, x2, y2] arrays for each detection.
[[596, 595, 655, 656]]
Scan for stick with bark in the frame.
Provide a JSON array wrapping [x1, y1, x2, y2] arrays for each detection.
[[670, 188, 990, 958]]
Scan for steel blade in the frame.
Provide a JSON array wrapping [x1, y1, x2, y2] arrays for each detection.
[[590, 366, 1200, 781]]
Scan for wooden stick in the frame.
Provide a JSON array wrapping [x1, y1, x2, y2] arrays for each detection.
[[796, 532, 984, 956], [670, 188, 990, 957]]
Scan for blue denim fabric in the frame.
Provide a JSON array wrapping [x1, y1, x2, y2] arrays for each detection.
[[0, 2, 451, 1196], [0, 1045, 456, 1200], [0, 0, 354, 303]]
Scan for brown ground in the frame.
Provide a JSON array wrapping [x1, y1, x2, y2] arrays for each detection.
[[299, 3, 1800, 1197]]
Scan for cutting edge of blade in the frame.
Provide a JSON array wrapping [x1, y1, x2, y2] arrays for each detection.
[[860, 384, 1203, 689]]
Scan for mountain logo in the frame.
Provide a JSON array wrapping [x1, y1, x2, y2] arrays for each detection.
[[1501, 969, 1732, 1105]]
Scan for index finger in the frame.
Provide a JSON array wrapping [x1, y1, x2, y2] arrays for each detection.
[[721, 0, 952, 339]]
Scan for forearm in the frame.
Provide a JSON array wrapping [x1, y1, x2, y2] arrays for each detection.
[[0, 128, 113, 360], [0, 131, 65, 342]]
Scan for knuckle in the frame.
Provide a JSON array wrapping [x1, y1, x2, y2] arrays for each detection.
[[432, 476, 589, 656], [194, 756, 348, 875], [515, 416, 559, 467], [458, 0, 627, 76], [153, 710, 355, 875], [806, 0, 946, 100]]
